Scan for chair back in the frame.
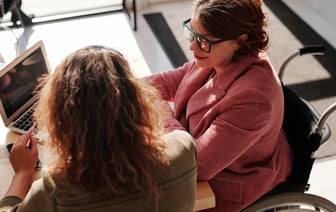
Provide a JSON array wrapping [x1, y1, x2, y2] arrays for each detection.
[[274, 84, 321, 193]]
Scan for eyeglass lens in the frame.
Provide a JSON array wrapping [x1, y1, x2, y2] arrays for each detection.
[[183, 24, 210, 52]]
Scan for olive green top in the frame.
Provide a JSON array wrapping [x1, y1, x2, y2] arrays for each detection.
[[0, 130, 197, 212]]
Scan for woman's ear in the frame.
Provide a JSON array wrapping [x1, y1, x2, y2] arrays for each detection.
[[232, 34, 248, 51], [237, 34, 248, 46]]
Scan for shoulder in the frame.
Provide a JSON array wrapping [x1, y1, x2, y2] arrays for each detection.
[[161, 130, 197, 171], [230, 53, 282, 98], [162, 130, 196, 155], [1, 177, 55, 211], [26, 171, 57, 201], [30, 174, 55, 200]]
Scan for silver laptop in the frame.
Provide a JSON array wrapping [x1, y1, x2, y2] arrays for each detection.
[[0, 40, 50, 134]]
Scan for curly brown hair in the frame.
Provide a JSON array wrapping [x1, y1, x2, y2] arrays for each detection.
[[34, 46, 169, 208], [193, 0, 269, 61]]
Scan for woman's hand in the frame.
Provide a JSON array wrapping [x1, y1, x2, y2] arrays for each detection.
[[9, 127, 38, 175], [5, 127, 38, 199]]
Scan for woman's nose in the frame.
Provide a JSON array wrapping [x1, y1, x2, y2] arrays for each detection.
[[189, 39, 198, 52]]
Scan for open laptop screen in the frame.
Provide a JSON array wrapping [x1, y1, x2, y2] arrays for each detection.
[[0, 45, 49, 119]]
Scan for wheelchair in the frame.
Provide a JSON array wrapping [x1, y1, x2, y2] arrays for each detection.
[[242, 45, 336, 211]]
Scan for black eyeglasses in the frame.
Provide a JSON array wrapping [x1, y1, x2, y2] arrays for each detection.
[[183, 18, 231, 53]]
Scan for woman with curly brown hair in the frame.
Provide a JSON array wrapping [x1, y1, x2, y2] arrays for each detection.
[[145, 0, 293, 211], [0, 46, 197, 211]]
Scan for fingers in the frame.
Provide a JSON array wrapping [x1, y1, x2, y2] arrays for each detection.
[[12, 128, 38, 157], [29, 136, 38, 154], [17, 129, 32, 146], [9, 132, 39, 174]]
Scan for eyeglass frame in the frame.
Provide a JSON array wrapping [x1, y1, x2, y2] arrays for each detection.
[[183, 18, 232, 53]]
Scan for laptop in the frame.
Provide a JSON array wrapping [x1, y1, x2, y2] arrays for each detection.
[[0, 40, 50, 134]]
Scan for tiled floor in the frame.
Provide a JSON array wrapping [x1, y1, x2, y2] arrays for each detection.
[[283, 0, 336, 49], [0, 0, 336, 206]]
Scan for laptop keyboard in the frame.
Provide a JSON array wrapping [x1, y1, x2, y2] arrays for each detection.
[[12, 106, 35, 131]]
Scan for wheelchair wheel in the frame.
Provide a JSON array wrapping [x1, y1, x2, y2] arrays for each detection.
[[242, 192, 336, 212]]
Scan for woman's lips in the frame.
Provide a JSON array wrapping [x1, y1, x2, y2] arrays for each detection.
[[194, 54, 207, 60]]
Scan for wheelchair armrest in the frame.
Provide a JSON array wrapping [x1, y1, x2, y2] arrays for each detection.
[[300, 98, 331, 145]]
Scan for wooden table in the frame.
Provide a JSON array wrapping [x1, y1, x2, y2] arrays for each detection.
[[195, 181, 216, 211], [1, 129, 215, 210]]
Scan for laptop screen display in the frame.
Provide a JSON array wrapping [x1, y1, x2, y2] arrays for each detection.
[[0, 47, 48, 118]]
